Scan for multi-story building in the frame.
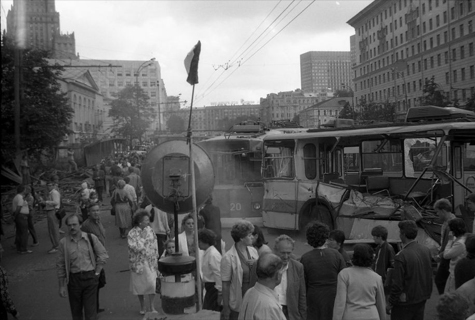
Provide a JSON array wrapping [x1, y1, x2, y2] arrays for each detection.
[[260, 89, 320, 124], [56, 69, 105, 144], [299, 97, 352, 128], [6, 0, 77, 59], [48, 59, 167, 136], [347, 0, 475, 117], [300, 51, 353, 94]]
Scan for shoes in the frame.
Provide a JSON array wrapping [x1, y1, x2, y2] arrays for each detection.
[[18, 250, 33, 254], [98, 308, 105, 313], [59, 230, 65, 234], [31, 242, 40, 247], [48, 248, 59, 254]]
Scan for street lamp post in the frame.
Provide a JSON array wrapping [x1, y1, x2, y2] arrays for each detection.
[[134, 58, 155, 144]]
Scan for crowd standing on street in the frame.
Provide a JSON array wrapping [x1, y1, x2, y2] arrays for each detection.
[[2, 145, 475, 320]]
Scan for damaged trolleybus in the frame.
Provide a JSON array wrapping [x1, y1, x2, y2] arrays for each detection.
[[198, 122, 306, 227], [261, 106, 475, 249]]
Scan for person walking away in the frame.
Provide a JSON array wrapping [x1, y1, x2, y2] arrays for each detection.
[[92, 166, 105, 203], [145, 203, 169, 257], [273, 235, 306, 320], [81, 204, 107, 313], [434, 198, 456, 294], [327, 229, 352, 267], [454, 234, 475, 289], [300, 222, 345, 320], [128, 210, 158, 315], [127, 167, 142, 199], [24, 187, 39, 247], [387, 220, 433, 320], [199, 196, 223, 254], [333, 244, 386, 320], [67, 148, 78, 172], [443, 218, 467, 293], [43, 181, 61, 254], [198, 229, 222, 311], [12, 185, 32, 254], [238, 253, 286, 320], [110, 180, 133, 239], [371, 225, 395, 289], [123, 177, 138, 212], [57, 213, 108, 320]]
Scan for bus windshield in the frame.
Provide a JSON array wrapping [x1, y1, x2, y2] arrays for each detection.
[[361, 139, 403, 177], [263, 141, 295, 179]]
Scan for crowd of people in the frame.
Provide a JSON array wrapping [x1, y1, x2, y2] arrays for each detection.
[[1, 154, 475, 320]]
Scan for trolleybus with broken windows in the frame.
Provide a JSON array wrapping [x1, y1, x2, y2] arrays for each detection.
[[261, 106, 475, 248]]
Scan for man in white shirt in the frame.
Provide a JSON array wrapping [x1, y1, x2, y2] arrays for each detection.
[[274, 235, 306, 320], [198, 229, 222, 311], [12, 185, 32, 254], [238, 253, 286, 320], [43, 181, 61, 253]]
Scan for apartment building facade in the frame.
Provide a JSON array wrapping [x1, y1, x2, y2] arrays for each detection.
[[299, 97, 352, 128], [347, 0, 475, 117], [260, 89, 320, 124], [300, 51, 353, 95]]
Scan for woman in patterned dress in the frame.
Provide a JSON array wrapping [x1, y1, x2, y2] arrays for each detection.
[[128, 210, 158, 315]]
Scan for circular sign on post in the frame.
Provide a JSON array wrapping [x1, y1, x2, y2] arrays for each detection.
[[141, 139, 215, 214]]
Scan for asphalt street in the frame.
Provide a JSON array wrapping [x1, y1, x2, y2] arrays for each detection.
[[2, 196, 440, 320]]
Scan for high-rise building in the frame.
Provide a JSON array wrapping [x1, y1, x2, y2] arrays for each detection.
[[6, 0, 77, 59], [347, 0, 475, 117], [300, 51, 352, 94]]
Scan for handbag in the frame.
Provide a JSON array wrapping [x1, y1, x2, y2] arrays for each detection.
[[55, 205, 66, 220], [86, 233, 106, 288]]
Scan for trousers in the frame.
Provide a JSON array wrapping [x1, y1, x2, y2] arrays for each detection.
[[27, 211, 38, 244], [391, 300, 426, 320], [15, 214, 29, 252], [46, 210, 59, 248], [68, 271, 98, 320]]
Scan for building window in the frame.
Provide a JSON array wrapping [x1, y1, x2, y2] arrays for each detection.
[[470, 43, 474, 56], [460, 2, 464, 15], [460, 24, 464, 37], [453, 70, 457, 82], [469, 21, 473, 33], [445, 51, 449, 63], [118, 81, 123, 87], [461, 46, 465, 59], [452, 48, 457, 61], [471, 66, 474, 79], [461, 68, 465, 81], [437, 54, 441, 66], [423, 21, 426, 33], [430, 56, 434, 68], [430, 37, 433, 48], [451, 7, 455, 20], [424, 59, 428, 70], [436, 15, 440, 27], [142, 81, 148, 87], [446, 72, 449, 84], [443, 11, 447, 23], [452, 27, 456, 39], [429, 19, 433, 30], [437, 34, 440, 46]]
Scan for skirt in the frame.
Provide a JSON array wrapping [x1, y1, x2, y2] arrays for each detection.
[[130, 263, 157, 295], [115, 203, 132, 228]]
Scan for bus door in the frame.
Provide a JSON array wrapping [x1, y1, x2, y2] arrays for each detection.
[[262, 140, 299, 230], [452, 142, 475, 208]]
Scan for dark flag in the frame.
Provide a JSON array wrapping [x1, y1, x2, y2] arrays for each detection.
[[184, 41, 201, 85]]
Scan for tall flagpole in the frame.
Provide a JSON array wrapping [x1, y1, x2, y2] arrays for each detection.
[[187, 84, 202, 311]]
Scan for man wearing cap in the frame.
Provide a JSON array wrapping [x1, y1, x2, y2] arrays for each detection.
[[43, 181, 61, 254]]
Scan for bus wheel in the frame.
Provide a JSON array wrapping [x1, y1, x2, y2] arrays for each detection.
[[297, 203, 333, 242]]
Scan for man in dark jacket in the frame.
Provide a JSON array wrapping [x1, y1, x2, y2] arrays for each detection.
[[388, 220, 433, 320], [199, 196, 222, 254], [273, 235, 306, 320]]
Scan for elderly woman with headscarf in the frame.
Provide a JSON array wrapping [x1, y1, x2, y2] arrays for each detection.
[[111, 179, 134, 238], [221, 220, 258, 320], [300, 221, 345, 320], [128, 210, 158, 315]]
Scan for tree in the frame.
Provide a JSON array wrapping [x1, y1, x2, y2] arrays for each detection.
[[109, 84, 156, 147], [1, 36, 73, 161], [166, 114, 186, 133], [338, 103, 357, 120], [464, 93, 475, 112], [357, 98, 396, 123], [422, 76, 450, 107]]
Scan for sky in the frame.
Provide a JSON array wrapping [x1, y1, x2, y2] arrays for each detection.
[[1, 0, 373, 108]]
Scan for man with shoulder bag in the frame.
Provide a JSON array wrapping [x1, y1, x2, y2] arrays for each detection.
[[57, 213, 108, 320]]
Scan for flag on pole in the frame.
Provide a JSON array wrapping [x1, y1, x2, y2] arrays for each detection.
[[184, 41, 201, 85]]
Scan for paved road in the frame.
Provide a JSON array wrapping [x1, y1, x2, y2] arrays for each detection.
[[2, 201, 440, 320]]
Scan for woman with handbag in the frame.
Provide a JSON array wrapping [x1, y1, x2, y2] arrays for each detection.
[[110, 180, 134, 239]]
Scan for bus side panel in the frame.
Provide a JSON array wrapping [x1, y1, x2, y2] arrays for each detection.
[[262, 180, 299, 229], [212, 185, 264, 227]]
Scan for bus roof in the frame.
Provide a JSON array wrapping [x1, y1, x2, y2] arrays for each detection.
[[263, 122, 475, 142]]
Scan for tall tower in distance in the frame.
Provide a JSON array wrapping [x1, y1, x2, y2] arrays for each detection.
[[6, 0, 77, 59], [300, 51, 352, 95]]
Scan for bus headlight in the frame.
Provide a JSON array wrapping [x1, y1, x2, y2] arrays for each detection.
[[253, 203, 261, 210]]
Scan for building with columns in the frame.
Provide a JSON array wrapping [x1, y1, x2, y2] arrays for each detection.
[[347, 0, 475, 118], [6, 0, 78, 59]]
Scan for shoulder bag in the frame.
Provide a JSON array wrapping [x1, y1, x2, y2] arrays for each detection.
[[86, 233, 106, 288]]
